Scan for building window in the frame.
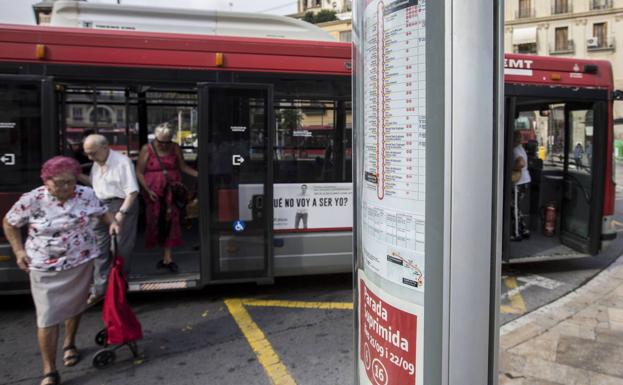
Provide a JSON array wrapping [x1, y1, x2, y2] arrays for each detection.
[[116, 109, 124, 124], [339, 31, 352, 42], [517, 0, 533, 18], [590, 0, 612, 10], [552, 0, 571, 14], [515, 43, 537, 54], [72, 107, 83, 121], [555, 27, 569, 51], [593, 22, 607, 48]]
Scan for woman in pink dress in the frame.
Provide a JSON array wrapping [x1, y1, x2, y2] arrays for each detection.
[[136, 125, 198, 273]]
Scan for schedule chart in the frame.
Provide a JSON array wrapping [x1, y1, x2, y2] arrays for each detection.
[[361, 0, 426, 292]]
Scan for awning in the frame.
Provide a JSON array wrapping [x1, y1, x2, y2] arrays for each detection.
[[513, 27, 537, 45]]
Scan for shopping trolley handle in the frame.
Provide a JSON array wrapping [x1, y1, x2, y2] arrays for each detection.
[[110, 231, 118, 257]]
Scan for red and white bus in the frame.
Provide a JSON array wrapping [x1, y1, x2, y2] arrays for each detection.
[[0, 16, 352, 292], [0, 5, 618, 292], [504, 53, 618, 261]]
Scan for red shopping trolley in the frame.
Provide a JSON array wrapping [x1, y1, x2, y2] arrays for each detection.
[[92, 233, 143, 368]]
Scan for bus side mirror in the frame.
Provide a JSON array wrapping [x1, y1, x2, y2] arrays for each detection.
[[613, 90, 623, 100]]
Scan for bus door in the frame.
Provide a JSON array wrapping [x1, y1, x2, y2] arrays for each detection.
[[560, 102, 607, 254], [0, 75, 56, 290], [197, 84, 274, 284]]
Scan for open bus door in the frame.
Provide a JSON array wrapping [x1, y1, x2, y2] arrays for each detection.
[[504, 94, 608, 261], [197, 83, 274, 284], [560, 102, 607, 254], [0, 75, 56, 291]]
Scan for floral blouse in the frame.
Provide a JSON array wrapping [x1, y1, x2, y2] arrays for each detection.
[[5, 185, 107, 272]]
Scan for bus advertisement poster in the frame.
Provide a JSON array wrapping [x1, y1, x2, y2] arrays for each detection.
[[358, 270, 423, 385], [238, 183, 353, 230]]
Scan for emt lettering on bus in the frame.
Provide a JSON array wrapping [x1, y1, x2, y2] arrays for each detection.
[[504, 58, 534, 69]]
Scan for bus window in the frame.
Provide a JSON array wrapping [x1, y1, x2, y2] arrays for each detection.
[[62, 87, 139, 162], [0, 81, 42, 190], [146, 91, 198, 162], [274, 100, 340, 183], [564, 108, 594, 238], [344, 101, 353, 182]]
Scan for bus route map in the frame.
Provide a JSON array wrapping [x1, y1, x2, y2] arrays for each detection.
[[362, 0, 426, 293]]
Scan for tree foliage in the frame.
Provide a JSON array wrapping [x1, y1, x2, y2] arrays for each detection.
[[301, 10, 338, 24], [303, 11, 316, 23], [314, 10, 338, 23]]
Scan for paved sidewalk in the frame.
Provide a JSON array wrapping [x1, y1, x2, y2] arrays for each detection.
[[499, 254, 623, 385]]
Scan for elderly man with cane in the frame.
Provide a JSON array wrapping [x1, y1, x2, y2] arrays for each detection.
[[83, 134, 139, 304]]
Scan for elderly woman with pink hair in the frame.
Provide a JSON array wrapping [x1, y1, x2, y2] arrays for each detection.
[[2, 156, 120, 385]]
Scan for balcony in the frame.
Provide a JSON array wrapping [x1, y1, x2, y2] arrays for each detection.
[[550, 40, 575, 54], [590, 0, 613, 10], [515, 8, 536, 19], [551, 2, 572, 15], [587, 36, 616, 51]]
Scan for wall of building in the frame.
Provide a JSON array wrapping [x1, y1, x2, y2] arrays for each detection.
[[505, 0, 623, 119], [317, 19, 352, 42]]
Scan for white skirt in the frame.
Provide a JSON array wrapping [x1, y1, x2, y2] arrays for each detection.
[[29, 261, 94, 328]]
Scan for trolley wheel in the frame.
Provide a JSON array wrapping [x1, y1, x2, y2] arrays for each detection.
[[92, 349, 116, 369], [95, 329, 108, 346]]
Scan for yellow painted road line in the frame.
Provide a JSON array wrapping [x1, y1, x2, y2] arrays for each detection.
[[224, 299, 297, 385], [500, 277, 527, 315], [242, 299, 353, 310]]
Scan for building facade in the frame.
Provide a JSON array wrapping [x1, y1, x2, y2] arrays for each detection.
[[505, 0, 623, 118], [297, 0, 352, 14]]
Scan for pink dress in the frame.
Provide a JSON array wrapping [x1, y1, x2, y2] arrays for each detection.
[[143, 145, 183, 248]]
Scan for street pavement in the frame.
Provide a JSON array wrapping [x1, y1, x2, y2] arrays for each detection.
[[0, 275, 354, 385], [500, 252, 623, 385]]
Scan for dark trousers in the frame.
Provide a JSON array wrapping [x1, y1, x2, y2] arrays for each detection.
[[511, 183, 530, 238], [294, 212, 308, 229], [92, 198, 138, 296]]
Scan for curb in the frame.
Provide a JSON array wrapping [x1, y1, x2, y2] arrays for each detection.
[[500, 252, 623, 351]]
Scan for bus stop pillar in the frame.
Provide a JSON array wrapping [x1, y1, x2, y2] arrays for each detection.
[[352, 1, 503, 384]]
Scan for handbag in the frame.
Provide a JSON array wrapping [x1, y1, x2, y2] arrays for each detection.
[[511, 169, 521, 184], [150, 142, 189, 209]]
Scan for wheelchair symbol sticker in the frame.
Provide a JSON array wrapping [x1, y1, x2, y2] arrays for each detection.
[[233, 220, 246, 233]]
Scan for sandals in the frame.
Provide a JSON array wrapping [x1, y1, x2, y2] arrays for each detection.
[[62, 345, 80, 367], [41, 371, 60, 385], [86, 294, 103, 306]]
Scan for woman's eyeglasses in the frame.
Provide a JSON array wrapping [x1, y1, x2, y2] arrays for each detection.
[[51, 178, 76, 187]]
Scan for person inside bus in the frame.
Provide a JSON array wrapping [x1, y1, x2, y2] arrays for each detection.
[[67, 129, 94, 175], [574, 142, 585, 170], [2, 156, 119, 385], [83, 134, 139, 305], [136, 124, 198, 273], [511, 131, 531, 241]]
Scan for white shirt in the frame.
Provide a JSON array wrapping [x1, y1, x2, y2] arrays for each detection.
[[513, 144, 531, 185], [90, 150, 139, 200]]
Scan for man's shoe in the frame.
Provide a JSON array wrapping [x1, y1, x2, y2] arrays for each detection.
[[510, 235, 523, 242]]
